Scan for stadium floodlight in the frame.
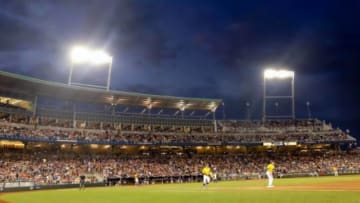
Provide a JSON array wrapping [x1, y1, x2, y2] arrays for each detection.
[[264, 68, 294, 79], [70, 46, 90, 64], [70, 46, 112, 65], [68, 46, 113, 91], [263, 68, 295, 122], [89, 50, 112, 65]]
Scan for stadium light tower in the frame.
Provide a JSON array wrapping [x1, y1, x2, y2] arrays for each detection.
[[245, 101, 251, 120], [68, 46, 113, 91], [306, 101, 312, 120], [263, 68, 295, 121]]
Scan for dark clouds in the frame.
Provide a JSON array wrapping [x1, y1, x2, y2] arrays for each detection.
[[0, 0, 359, 138]]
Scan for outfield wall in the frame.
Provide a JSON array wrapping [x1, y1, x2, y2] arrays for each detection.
[[2, 170, 360, 192], [0, 182, 105, 192]]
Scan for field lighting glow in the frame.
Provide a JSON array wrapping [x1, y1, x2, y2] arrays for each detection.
[[70, 46, 112, 65], [68, 45, 113, 90], [264, 68, 294, 79]]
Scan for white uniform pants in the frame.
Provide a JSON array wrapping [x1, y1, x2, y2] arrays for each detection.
[[266, 171, 273, 186], [203, 175, 210, 185]]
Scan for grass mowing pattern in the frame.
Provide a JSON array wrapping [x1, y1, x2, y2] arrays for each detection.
[[2, 175, 360, 203]]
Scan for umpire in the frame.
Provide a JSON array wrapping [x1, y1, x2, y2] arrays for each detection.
[[80, 175, 86, 190]]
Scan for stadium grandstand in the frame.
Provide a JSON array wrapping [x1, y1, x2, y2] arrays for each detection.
[[0, 70, 358, 191]]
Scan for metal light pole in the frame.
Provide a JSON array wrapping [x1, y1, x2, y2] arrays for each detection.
[[68, 62, 73, 85], [274, 101, 279, 115], [106, 59, 113, 91], [262, 76, 266, 122], [306, 101, 311, 119], [291, 74, 295, 119], [246, 101, 251, 120], [222, 102, 226, 120]]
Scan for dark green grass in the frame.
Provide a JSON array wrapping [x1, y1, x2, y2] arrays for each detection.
[[2, 175, 360, 203]]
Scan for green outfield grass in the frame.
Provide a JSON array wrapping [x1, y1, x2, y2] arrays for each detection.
[[2, 175, 360, 203]]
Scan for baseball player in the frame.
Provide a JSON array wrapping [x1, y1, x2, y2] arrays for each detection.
[[202, 164, 212, 187], [266, 161, 275, 188]]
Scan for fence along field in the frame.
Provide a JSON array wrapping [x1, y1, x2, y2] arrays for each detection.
[[1, 175, 360, 203]]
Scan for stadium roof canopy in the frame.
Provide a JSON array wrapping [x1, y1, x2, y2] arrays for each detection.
[[0, 70, 222, 111]]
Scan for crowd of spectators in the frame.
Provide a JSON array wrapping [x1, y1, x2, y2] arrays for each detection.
[[0, 113, 357, 186], [0, 119, 353, 144], [218, 119, 331, 133], [1, 150, 360, 185]]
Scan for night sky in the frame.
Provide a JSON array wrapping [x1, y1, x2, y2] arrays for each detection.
[[0, 0, 359, 140]]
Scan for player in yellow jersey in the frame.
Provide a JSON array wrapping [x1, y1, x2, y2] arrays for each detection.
[[134, 173, 139, 185], [202, 164, 212, 187], [266, 161, 275, 188], [333, 166, 338, 176]]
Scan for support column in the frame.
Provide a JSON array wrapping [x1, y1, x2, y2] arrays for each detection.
[[213, 111, 217, 133], [72, 104, 76, 128], [32, 96, 38, 117], [112, 104, 115, 128]]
